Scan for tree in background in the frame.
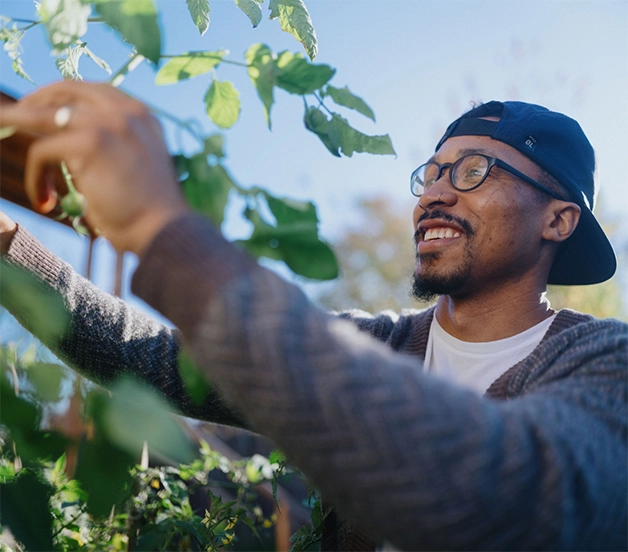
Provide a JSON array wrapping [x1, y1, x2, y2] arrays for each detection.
[[315, 195, 429, 314]]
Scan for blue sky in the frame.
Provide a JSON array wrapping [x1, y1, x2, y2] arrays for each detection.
[[1, 0, 626, 317]]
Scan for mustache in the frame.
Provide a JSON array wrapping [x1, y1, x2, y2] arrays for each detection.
[[413, 209, 474, 243]]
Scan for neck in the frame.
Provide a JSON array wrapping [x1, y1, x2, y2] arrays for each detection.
[[434, 282, 554, 342]]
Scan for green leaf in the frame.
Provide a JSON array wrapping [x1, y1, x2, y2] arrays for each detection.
[[0, 470, 54, 552], [328, 114, 396, 157], [179, 348, 212, 405], [55, 42, 86, 80], [275, 50, 334, 94], [238, 196, 338, 280], [203, 134, 225, 158], [93, 0, 161, 65], [246, 43, 278, 128], [37, 0, 90, 51], [0, 19, 35, 84], [156, 50, 226, 84], [0, 261, 69, 344], [186, 0, 211, 36], [234, 0, 263, 27], [322, 85, 375, 121], [269, 449, 286, 464], [95, 377, 197, 464], [204, 80, 241, 129], [23, 361, 66, 403], [181, 155, 234, 226], [303, 105, 339, 157], [304, 107, 395, 157], [268, 0, 317, 60], [74, 433, 134, 518], [265, 192, 318, 225], [0, 376, 69, 461]]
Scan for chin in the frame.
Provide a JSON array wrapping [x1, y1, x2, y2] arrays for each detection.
[[411, 260, 472, 302]]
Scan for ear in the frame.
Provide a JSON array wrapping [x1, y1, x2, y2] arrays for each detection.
[[542, 201, 581, 244]]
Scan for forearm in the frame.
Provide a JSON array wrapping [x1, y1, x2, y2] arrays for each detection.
[[133, 213, 627, 550], [1, 225, 247, 427]]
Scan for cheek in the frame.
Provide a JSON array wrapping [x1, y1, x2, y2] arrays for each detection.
[[412, 201, 424, 229]]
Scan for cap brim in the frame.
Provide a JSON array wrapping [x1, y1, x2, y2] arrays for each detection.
[[548, 206, 616, 285]]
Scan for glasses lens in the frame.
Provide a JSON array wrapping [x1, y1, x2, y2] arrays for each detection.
[[411, 163, 439, 196], [452, 155, 488, 190]]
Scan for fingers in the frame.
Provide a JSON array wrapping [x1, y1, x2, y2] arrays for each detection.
[[0, 81, 144, 136]]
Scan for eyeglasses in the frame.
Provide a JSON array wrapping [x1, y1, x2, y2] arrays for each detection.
[[410, 154, 565, 200]]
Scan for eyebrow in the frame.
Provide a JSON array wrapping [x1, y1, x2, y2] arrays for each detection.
[[427, 147, 491, 164]]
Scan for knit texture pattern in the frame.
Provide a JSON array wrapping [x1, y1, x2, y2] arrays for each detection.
[[3, 216, 627, 550]]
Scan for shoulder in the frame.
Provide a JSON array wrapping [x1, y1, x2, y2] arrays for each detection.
[[507, 313, 627, 397], [335, 305, 436, 349]]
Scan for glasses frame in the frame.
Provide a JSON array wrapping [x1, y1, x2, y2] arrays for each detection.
[[410, 154, 566, 201]]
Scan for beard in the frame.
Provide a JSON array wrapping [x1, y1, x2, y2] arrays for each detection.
[[410, 251, 473, 302], [409, 209, 475, 302]]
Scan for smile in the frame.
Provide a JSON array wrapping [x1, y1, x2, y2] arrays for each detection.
[[423, 226, 462, 241]]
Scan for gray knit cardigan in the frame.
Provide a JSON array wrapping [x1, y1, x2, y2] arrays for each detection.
[[3, 215, 627, 551]]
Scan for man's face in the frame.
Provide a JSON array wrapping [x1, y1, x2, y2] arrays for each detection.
[[411, 135, 550, 301]]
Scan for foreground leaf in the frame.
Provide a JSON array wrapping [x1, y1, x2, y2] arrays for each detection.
[[156, 50, 226, 84], [181, 155, 235, 226], [234, 0, 263, 27], [328, 114, 396, 157], [186, 0, 211, 36], [74, 434, 134, 518], [322, 85, 375, 121], [246, 43, 278, 127], [238, 195, 338, 280], [204, 80, 241, 128], [275, 50, 334, 94], [38, 0, 90, 51], [0, 261, 69, 344], [0, 18, 35, 83], [303, 106, 339, 157], [0, 374, 68, 462], [97, 377, 197, 464], [304, 107, 395, 157], [179, 348, 212, 405], [0, 470, 54, 551], [268, 0, 317, 60], [93, 0, 161, 65]]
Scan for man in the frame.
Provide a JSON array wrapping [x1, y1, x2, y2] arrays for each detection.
[[0, 82, 626, 550]]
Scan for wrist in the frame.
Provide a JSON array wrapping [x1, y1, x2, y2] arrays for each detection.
[[0, 222, 18, 256]]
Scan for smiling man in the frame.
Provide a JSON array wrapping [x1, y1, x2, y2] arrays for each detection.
[[400, 101, 618, 395], [0, 85, 626, 550]]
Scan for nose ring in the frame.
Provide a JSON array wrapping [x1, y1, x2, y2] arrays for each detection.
[[437, 193, 442, 202]]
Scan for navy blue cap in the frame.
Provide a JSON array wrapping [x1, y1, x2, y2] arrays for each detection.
[[436, 101, 616, 285]]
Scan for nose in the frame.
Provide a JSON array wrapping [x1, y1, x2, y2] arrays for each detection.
[[416, 179, 458, 211], [413, 177, 457, 229]]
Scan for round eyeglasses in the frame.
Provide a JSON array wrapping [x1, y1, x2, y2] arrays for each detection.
[[410, 154, 565, 201]]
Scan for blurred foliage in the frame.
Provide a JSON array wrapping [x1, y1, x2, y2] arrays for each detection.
[[316, 195, 431, 313]]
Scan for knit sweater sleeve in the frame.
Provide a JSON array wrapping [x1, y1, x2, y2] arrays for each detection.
[[132, 213, 627, 551], [1, 224, 248, 427]]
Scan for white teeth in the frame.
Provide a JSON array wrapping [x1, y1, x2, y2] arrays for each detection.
[[424, 227, 462, 241]]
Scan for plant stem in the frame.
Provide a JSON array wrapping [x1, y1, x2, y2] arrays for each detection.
[[108, 53, 145, 88], [313, 92, 334, 117]]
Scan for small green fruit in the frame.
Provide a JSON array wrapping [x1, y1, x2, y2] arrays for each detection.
[[60, 192, 87, 218]]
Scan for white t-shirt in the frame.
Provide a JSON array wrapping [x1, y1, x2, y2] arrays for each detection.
[[424, 314, 556, 394]]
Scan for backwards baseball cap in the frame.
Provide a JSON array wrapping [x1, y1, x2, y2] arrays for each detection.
[[435, 100, 616, 285]]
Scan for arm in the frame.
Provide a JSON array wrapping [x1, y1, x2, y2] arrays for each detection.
[[132, 213, 627, 551], [1, 218, 247, 427], [4, 82, 625, 550]]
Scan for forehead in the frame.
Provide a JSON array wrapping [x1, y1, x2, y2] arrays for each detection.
[[434, 135, 541, 177]]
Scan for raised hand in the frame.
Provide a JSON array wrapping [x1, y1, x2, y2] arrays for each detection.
[[0, 81, 189, 255]]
